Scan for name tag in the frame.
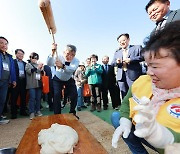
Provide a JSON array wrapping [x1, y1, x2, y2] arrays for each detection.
[[19, 70, 25, 77], [2, 62, 9, 71], [36, 73, 41, 80]]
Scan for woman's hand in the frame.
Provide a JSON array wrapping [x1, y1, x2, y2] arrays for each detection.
[[133, 97, 174, 148], [112, 117, 132, 148]]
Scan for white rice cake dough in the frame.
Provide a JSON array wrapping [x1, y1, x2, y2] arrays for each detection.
[[38, 123, 78, 154]]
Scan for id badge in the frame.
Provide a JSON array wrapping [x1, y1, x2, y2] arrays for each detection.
[[19, 70, 25, 77], [35, 73, 41, 80], [2, 62, 9, 71]]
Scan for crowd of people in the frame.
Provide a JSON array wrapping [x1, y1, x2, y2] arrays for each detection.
[[0, 0, 180, 153]]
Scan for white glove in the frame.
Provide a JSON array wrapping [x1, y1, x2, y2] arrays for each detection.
[[133, 97, 174, 149], [112, 117, 132, 148]]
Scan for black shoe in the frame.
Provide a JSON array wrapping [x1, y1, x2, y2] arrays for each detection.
[[103, 107, 108, 110], [81, 105, 87, 108], [90, 104, 96, 112], [11, 115, 17, 119], [77, 107, 81, 111], [61, 104, 65, 109], [113, 107, 119, 110]]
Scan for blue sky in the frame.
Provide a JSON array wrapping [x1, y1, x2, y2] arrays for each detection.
[[0, 0, 179, 64]]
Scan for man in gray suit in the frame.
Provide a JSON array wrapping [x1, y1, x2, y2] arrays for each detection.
[[145, 0, 180, 31], [111, 33, 143, 99]]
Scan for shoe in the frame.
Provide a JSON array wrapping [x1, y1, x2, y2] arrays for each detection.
[[103, 107, 108, 110], [30, 113, 35, 120], [1, 115, 7, 119], [81, 105, 87, 108], [114, 107, 119, 110], [40, 105, 43, 111], [90, 104, 96, 112], [36, 111, 43, 117], [77, 107, 81, 111], [87, 102, 91, 106], [11, 115, 17, 119], [0, 119, 10, 125], [61, 104, 65, 109], [97, 104, 101, 112]]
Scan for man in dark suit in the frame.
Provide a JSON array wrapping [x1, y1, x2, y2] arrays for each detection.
[[145, 0, 180, 31], [11, 49, 28, 119], [111, 33, 143, 99], [101, 56, 121, 110]]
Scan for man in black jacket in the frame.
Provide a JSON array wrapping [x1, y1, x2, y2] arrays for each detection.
[[11, 49, 28, 119], [101, 56, 121, 110]]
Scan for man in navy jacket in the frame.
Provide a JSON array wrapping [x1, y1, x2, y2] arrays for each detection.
[[111, 33, 143, 99], [0, 36, 16, 124]]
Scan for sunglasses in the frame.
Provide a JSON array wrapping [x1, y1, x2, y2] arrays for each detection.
[[30, 56, 38, 60]]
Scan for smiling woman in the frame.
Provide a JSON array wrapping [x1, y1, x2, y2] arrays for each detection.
[[111, 21, 180, 154]]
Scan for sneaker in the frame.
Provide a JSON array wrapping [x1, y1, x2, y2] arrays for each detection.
[[61, 104, 65, 109], [77, 107, 81, 111], [97, 105, 101, 112], [30, 113, 35, 120], [1, 115, 7, 119], [114, 107, 119, 110], [0, 119, 10, 125], [90, 104, 96, 112], [36, 111, 42, 117], [103, 107, 108, 110]]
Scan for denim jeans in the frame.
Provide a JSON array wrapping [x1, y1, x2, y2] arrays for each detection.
[[111, 112, 157, 154], [0, 80, 9, 116], [28, 88, 42, 114], [77, 86, 84, 107]]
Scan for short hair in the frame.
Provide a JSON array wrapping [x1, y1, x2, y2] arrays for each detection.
[[86, 57, 90, 61], [0, 36, 8, 44], [102, 55, 109, 60], [90, 54, 98, 61], [15, 49, 24, 54], [65, 44, 77, 53], [117, 33, 130, 41], [145, 0, 170, 12], [143, 21, 180, 63], [30, 52, 39, 60]]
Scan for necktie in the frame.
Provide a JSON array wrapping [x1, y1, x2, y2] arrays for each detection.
[[122, 49, 128, 71], [156, 18, 165, 31], [105, 64, 108, 73]]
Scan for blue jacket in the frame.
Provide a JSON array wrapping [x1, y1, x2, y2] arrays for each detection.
[[0, 52, 16, 83], [111, 45, 143, 81]]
